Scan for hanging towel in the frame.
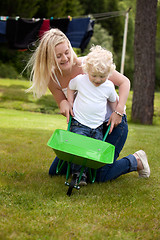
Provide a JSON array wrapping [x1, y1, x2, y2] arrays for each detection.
[[50, 18, 70, 33], [39, 19, 50, 39], [66, 18, 92, 51], [80, 20, 95, 52], [6, 18, 43, 49], [0, 20, 7, 43]]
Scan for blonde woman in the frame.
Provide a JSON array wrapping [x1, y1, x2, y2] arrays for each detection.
[[27, 28, 150, 182]]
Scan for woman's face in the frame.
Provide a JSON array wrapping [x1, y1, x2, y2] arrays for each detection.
[[55, 41, 71, 71]]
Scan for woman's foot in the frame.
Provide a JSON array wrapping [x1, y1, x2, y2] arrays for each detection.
[[133, 150, 150, 178]]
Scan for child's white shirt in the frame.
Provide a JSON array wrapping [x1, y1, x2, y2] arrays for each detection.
[[68, 74, 117, 129]]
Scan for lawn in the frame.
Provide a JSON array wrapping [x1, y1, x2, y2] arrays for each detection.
[[0, 79, 160, 240]]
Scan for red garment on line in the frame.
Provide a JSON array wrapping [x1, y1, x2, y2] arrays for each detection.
[[39, 19, 50, 39]]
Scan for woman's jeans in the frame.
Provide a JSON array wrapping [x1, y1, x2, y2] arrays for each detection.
[[48, 115, 137, 182]]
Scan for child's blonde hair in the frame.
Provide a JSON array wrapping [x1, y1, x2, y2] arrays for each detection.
[[83, 45, 116, 77], [26, 28, 77, 98]]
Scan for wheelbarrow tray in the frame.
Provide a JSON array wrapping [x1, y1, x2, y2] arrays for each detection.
[[47, 129, 115, 169]]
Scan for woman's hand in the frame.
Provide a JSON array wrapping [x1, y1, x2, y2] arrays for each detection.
[[59, 99, 74, 123], [107, 112, 122, 134]]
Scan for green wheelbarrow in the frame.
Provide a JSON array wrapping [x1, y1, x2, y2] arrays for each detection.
[[47, 117, 115, 196]]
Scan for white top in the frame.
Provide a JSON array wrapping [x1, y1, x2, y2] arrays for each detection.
[[69, 74, 117, 128]]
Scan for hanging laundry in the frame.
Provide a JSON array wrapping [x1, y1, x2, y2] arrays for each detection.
[[39, 19, 50, 39], [66, 18, 94, 52], [6, 18, 43, 49], [50, 18, 70, 33], [0, 20, 7, 43], [80, 20, 95, 53], [3, 16, 94, 52]]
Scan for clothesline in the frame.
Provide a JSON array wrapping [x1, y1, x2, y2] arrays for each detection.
[[0, 9, 129, 22], [0, 16, 72, 21], [0, 17, 94, 52]]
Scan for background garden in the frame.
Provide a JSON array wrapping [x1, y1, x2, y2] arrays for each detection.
[[0, 0, 160, 239], [0, 0, 160, 90]]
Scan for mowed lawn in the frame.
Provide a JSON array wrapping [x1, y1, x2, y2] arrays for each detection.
[[0, 78, 160, 240]]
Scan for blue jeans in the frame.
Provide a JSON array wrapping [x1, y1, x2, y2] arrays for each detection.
[[49, 115, 137, 182]]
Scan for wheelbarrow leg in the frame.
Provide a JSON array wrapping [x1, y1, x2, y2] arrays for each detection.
[[65, 162, 71, 186], [56, 159, 66, 174], [88, 168, 97, 183]]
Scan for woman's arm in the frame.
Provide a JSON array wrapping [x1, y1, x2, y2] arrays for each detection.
[[108, 70, 130, 132], [48, 79, 73, 123]]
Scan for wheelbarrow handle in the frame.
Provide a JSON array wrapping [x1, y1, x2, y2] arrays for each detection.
[[67, 115, 111, 142], [103, 124, 111, 142], [67, 115, 72, 131]]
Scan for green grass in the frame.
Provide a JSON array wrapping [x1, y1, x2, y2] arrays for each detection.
[[0, 78, 160, 125], [0, 79, 160, 239], [0, 78, 59, 114]]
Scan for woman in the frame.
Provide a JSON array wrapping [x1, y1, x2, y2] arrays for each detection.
[[27, 28, 150, 182]]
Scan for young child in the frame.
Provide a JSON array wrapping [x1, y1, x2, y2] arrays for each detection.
[[67, 45, 118, 185]]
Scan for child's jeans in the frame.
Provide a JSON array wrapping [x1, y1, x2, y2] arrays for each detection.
[[70, 118, 103, 174]]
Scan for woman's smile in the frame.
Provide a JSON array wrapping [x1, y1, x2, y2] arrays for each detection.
[[55, 41, 71, 70]]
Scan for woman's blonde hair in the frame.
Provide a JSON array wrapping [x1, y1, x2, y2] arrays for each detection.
[[26, 28, 77, 98], [83, 45, 116, 77]]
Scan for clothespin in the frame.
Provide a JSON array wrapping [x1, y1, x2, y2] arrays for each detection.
[[68, 16, 72, 21], [0, 16, 8, 21]]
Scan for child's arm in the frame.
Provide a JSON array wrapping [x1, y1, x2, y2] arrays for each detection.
[[67, 86, 76, 109]]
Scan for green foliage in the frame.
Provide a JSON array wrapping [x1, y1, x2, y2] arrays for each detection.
[[0, 0, 40, 18], [103, 0, 124, 53], [0, 44, 31, 79], [83, 23, 114, 53], [47, 0, 84, 18], [34, 0, 84, 18], [79, 0, 106, 14], [0, 62, 18, 79]]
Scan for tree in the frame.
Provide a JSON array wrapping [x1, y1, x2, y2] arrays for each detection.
[[156, 1, 160, 89], [131, 0, 158, 124]]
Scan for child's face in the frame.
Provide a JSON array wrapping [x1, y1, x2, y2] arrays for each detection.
[[88, 68, 108, 87]]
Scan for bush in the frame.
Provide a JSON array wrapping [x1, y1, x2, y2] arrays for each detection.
[[0, 62, 19, 79]]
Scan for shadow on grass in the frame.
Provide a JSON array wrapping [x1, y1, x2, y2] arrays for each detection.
[[0, 84, 58, 113]]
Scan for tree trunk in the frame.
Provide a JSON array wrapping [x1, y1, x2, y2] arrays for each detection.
[[132, 0, 158, 124]]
